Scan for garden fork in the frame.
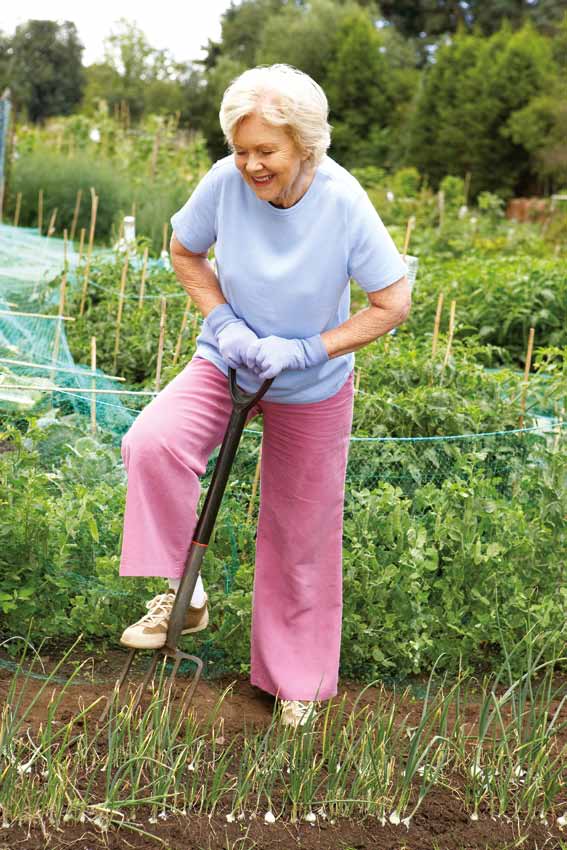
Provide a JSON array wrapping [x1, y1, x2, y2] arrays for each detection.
[[100, 368, 272, 722]]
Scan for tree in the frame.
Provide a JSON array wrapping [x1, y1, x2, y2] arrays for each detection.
[[7, 20, 85, 122], [202, 0, 287, 70], [379, 0, 567, 39], [323, 6, 416, 168], [407, 22, 557, 195], [257, 0, 361, 85]]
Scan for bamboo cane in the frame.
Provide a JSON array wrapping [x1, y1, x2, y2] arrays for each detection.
[[70, 189, 82, 242], [112, 255, 129, 373], [519, 327, 535, 429], [2, 384, 156, 396], [63, 228, 68, 271], [78, 227, 86, 264], [155, 296, 167, 392], [79, 194, 99, 316], [138, 247, 149, 308], [0, 180, 4, 223], [88, 192, 98, 254], [46, 208, 57, 238], [0, 356, 124, 381], [431, 292, 444, 358], [91, 336, 97, 434], [440, 300, 456, 377], [38, 189, 43, 235], [13, 192, 21, 227], [162, 221, 168, 255], [0, 309, 74, 321], [247, 445, 263, 523], [355, 367, 362, 395], [173, 295, 191, 365], [51, 272, 67, 373], [131, 201, 136, 218]]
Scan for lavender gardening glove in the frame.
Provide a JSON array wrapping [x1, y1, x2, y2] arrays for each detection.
[[245, 334, 328, 381], [206, 303, 258, 369]]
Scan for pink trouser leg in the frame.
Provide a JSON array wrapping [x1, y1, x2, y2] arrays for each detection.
[[119, 357, 248, 578], [250, 373, 354, 701], [119, 355, 354, 702]]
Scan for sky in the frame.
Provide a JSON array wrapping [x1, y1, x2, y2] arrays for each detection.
[[0, 1, 234, 65]]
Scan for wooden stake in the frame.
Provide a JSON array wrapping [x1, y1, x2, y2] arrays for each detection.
[[79, 194, 98, 316], [440, 299, 456, 377], [155, 296, 167, 392], [46, 208, 57, 238], [2, 384, 155, 397], [519, 327, 535, 429], [162, 222, 169, 255], [247, 444, 262, 523], [431, 292, 444, 358], [0, 355, 124, 381], [112, 255, 129, 373], [13, 192, 21, 227], [0, 308, 74, 321], [90, 336, 97, 434], [51, 272, 67, 372], [38, 189, 43, 234], [355, 367, 362, 395], [138, 247, 149, 308], [87, 192, 98, 256], [79, 259, 91, 317], [78, 227, 86, 264], [402, 216, 415, 258], [173, 295, 191, 365], [63, 228, 68, 270], [70, 189, 82, 242]]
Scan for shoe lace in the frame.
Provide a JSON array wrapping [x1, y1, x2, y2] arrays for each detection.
[[139, 592, 174, 627]]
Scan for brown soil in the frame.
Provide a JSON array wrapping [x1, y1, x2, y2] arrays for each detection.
[[1, 649, 566, 850]]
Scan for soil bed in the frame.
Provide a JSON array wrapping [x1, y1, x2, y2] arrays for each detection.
[[1, 648, 567, 850]]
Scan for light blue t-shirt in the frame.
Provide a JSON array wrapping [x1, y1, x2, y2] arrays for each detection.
[[170, 154, 407, 403]]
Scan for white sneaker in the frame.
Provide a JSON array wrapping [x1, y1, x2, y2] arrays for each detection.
[[280, 700, 316, 728], [120, 590, 209, 650]]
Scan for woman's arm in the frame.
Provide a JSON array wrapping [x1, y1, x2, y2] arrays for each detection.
[[321, 275, 412, 359], [170, 234, 226, 317]]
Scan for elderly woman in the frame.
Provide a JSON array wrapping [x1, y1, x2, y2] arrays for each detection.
[[118, 64, 410, 727]]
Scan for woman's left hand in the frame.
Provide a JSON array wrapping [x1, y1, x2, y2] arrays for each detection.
[[245, 334, 328, 380]]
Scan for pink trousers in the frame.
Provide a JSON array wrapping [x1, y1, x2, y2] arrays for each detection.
[[119, 357, 354, 700]]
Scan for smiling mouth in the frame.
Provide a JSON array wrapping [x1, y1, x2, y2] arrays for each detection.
[[251, 174, 274, 185]]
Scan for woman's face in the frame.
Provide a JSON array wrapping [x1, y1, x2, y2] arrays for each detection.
[[232, 112, 311, 208]]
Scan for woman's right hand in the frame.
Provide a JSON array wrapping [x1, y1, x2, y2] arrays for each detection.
[[217, 321, 259, 370]]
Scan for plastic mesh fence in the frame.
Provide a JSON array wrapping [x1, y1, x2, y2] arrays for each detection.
[[1, 224, 566, 681]]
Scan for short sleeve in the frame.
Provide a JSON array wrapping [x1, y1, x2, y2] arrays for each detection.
[[170, 166, 219, 254], [347, 190, 407, 292]]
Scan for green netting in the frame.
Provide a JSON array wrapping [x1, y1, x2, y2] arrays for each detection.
[[1, 223, 566, 681]]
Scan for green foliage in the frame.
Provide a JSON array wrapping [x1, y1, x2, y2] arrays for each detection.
[[10, 151, 131, 240], [7, 20, 85, 123], [409, 23, 556, 196], [406, 252, 567, 361]]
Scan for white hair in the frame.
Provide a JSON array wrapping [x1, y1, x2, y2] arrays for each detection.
[[219, 64, 331, 168]]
